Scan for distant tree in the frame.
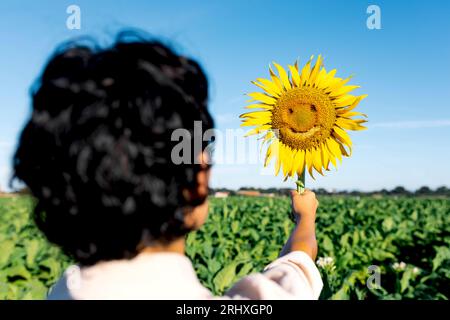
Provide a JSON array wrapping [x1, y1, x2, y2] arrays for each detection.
[[315, 188, 328, 195], [211, 185, 447, 197], [435, 186, 450, 196], [415, 186, 432, 196], [390, 186, 410, 195], [265, 188, 278, 194], [209, 188, 236, 195], [238, 186, 257, 191]]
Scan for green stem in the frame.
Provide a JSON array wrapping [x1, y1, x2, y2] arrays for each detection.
[[296, 169, 306, 194]]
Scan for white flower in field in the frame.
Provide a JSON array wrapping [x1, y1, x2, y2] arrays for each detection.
[[316, 256, 334, 268], [412, 267, 420, 274], [392, 261, 407, 271]]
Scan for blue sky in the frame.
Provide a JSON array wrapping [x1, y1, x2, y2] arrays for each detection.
[[0, 0, 449, 191]]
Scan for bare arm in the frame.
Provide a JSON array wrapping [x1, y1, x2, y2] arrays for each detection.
[[279, 189, 319, 260]]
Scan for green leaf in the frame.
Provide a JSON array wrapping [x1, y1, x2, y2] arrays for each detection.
[[382, 217, 394, 231], [236, 263, 253, 279], [340, 233, 350, 248], [213, 262, 237, 293], [260, 217, 270, 227], [432, 246, 450, 271], [38, 258, 61, 281], [231, 221, 240, 233], [21, 279, 48, 300], [352, 230, 360, 246], [400, 269, 413, 293], [207, 259, 222, 274], [322, 235, 334, 253], [0, 240, 15, 268], [7, 265, 31, 281], [331, 286, 349, 300], [25, 239, 41, 268]]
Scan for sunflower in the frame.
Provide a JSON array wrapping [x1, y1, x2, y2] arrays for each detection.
[[240, 55, 367, 182]]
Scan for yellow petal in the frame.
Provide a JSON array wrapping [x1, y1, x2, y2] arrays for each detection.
[[282, 146, 294, 179], [274, 144, 282, 176], [319, 69, 337, 89], [332, 126, 353, 147], [338, 141, 351, 157], [269, 66, 284, 92], [261, 130, 274, 143], [326, 77, 351, 94], [336, 94, 367, 112], [331, 85, 360, 98], [295, 149, 306, 176], [305, 148, 315, 179], [314, 68, 328, 89], [247, 92, 277, 105], [244, 125, 271, 137], [309, 54, 323, 86], [287, 149, 298, 177], [241, 115, 272, 126], [288, 65, 300, 87], [272, 62, 292, 91], [245, 103, 273, 110], [333, 94, 357, 108], [326, 69, 337, 79], [336, 117, 367, 130], [239, 111, 272, 119], [252, 78, 281, 97], [264, 139, 278, 166], [320, 143, 330, 170], [299, 55, 314, 86], [338, 111, 368, 119], [327, 145, 337, 168], [327, 138, 342, 163], [312, 148, 324, 175]]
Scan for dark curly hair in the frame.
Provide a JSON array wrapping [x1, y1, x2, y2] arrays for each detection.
[[12, 31, 214, 265]]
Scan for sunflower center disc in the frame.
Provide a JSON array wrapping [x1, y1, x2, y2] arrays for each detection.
[[289, 103, 317, 132], [271, 87, 336, 150]]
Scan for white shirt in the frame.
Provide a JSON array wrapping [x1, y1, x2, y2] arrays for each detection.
[[48, 251, 323, 300]]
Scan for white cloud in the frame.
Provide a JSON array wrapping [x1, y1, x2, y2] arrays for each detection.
[[371, 120, 450, 129]]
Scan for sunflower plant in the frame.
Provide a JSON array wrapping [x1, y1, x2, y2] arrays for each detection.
[[240, 55, 367, 192]]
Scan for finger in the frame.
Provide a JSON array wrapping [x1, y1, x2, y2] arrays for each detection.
[[301, 189, 312, 195], [290, 189, 301, 199], [300, 190, 315, 201], [306, 189, 315, 196]]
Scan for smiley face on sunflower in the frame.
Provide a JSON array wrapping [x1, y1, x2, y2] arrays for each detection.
[[240, 55, 367, 182]]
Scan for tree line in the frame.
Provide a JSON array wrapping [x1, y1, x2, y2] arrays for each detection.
[[210, 186, 450, 197]]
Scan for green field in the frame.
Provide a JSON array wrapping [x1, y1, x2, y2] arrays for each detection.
[[0, 195, 449, 300]]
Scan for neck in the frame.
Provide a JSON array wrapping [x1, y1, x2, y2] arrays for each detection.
[[140, 237, 185, 255]]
